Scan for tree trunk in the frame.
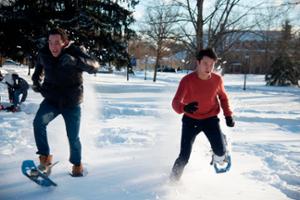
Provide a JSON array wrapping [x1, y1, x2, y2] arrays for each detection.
[[153, 51, 160, 82], [196, 0, 204, 52], [153, 39, 163, 82]]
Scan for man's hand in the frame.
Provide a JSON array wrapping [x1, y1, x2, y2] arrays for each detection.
[[184, 101, 198, 114], [225, 116, 235, 127], [60, 54, 78, 66]]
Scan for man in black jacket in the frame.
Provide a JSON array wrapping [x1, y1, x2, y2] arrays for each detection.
[[32, 28, 99, 176]]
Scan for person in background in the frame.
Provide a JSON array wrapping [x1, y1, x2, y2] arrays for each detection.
[[2, 72, 29, 112]]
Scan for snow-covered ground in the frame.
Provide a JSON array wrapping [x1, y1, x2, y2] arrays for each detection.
[[0, 66, 299, 200]]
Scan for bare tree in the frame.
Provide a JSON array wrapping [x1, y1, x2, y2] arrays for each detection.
[[173, 0, 264, 56], [142, 2, 179, 82]]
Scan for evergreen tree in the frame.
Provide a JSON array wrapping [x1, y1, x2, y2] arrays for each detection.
[[0, 0, 139, 68], [265, 53, 299, 86], [265, 20, 300, 86]]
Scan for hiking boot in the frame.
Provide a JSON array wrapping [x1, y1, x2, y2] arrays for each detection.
[[71, 164, 83, 177], [29, 155, 53, 177], [213, 154, 226, 165], [38, 155, 53, 175]]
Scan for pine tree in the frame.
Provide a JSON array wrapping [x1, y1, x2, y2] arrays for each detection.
[[0, 0, 139, 67], [265, 20, 300, 86], [265, 53, 299, 86]]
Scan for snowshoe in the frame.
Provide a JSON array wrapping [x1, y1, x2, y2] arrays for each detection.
[[211, 153, 231, 173], [210, 134, 232, 173]]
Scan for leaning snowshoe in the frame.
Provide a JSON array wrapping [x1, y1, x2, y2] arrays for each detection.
[[21, 160, 58, 187], [210, 134, 232, 173], [211, 153, 231, 173]]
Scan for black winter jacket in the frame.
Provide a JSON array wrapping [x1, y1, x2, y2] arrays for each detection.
[[32, 43, 99, 107]]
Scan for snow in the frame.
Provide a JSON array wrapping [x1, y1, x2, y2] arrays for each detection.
[[0, 66, 300, 200]]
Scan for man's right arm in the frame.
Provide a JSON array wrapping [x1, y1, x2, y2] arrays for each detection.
[[31, 54, 44, 92], [172, 79, 187, 114]]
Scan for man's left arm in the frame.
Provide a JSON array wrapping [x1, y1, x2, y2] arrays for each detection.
[[218, 77, 235, 127], [62, 46, 100, 74], [218, 77, 232, 116]]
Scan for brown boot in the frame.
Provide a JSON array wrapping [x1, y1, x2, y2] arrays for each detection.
[[38, 155, 53, 175], [30, 155, 53, 177], [72, 164, 83, 177]]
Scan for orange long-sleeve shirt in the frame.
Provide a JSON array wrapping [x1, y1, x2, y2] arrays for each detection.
[[172, 72, 233, 119]]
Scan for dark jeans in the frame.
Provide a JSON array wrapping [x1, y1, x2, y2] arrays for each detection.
[[171, 115, 226, 180], [33, 100, 82, 165], [12, 89, 23, 106]]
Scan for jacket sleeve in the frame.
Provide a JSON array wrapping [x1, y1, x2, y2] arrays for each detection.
[[73, 46, 100, 74], [218, 77, 233, 117], [32, 54, 44, 86], [172, 78, 187, 114]]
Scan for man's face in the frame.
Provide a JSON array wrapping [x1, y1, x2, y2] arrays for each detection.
[[48, 34, 66, 57], [196, 56, 216, 76]]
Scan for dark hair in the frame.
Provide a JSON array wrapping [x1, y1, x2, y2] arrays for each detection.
[[48, 28, 68, 42], [196, 48, 218, 61]]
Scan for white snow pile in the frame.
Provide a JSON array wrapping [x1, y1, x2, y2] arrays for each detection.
[[0, 65, 299, 200]]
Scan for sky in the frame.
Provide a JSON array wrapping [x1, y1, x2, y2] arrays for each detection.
[[132, 0, 300, 30]]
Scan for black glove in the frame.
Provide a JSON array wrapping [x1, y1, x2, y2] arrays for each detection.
[[60, 54, 78, 66], [184, 101, 198, 114], [32, 84, 42, 93], [225, 116, 235, 127]]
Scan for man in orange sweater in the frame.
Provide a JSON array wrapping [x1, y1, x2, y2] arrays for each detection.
[[170, 48, 235, 181]]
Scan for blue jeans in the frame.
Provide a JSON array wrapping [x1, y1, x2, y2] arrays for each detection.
[[33, 100, 82, 165]]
